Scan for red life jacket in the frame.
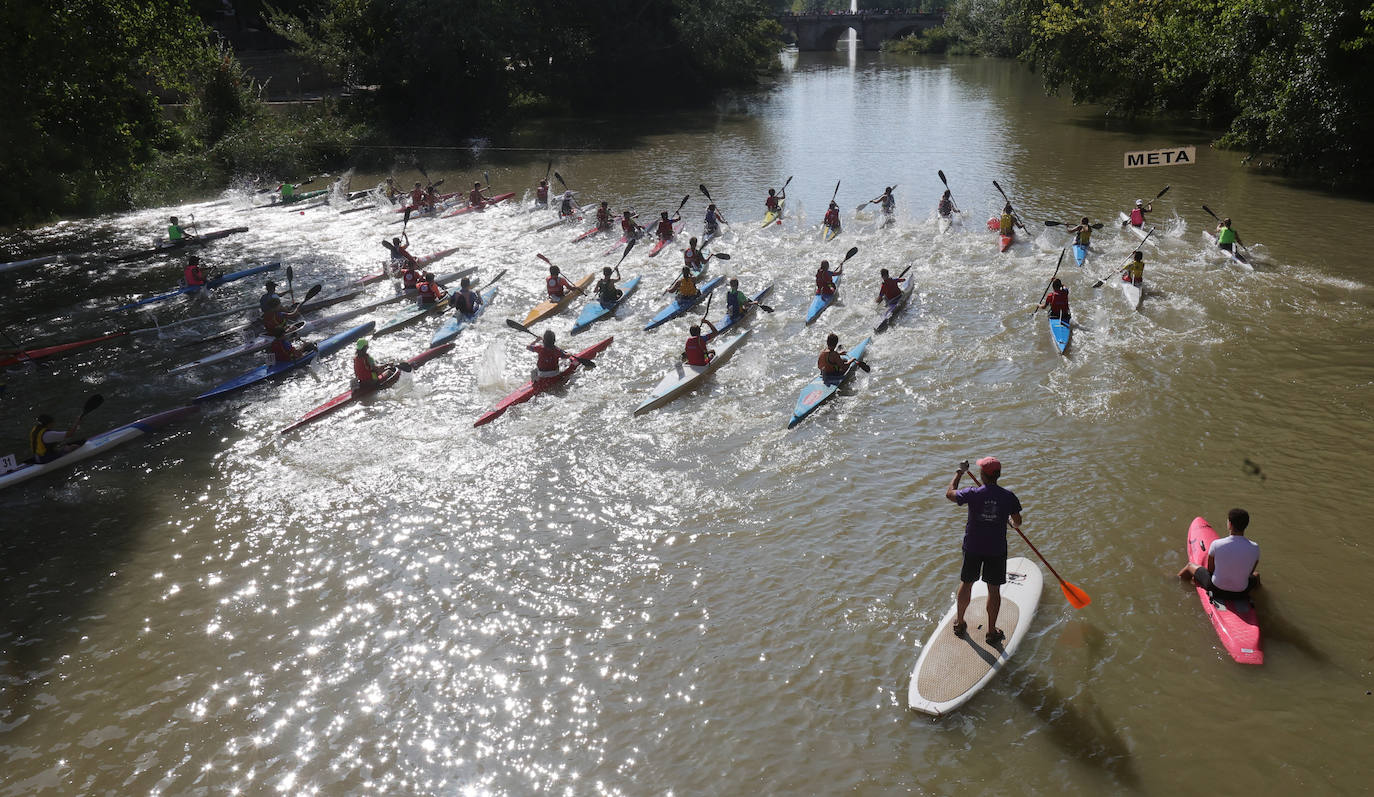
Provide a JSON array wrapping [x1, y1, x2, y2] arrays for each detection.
[[684, 248, 704, 269], [270, 337, 296, 363], [816, 268, 835, 293], [536, 185, 549, 202], [879, 277, 902, 302], [1129, 207, 1145, 226], [1047, 287, 1070, 313], [765, 196, 780, 211], [597, 208, 612, 227], [531, 343, 561, 372], [184, 264, 207, 287], [416, 280, 439, 304], [354, 353, 379, 384], [546, 275, 566, 298], [621, 218, 637, 234], [262, 308, 289, 334], [401, 268, 419, 289], [410, 188, 425, 206], [656, 219, 674, 238], [824, 209, 840, 228], [817, 349, 843, 373], [684, 335, 710, 367]]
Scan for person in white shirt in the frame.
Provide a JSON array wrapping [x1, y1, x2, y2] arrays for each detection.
[[1179, 508, 1261, 594]]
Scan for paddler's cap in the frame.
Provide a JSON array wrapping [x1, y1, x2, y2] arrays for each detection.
[[563, 190, 573, 198], [1135, 199, 1144, 206], [356, 339, 368, 350], [976, 457, 1001, 476]]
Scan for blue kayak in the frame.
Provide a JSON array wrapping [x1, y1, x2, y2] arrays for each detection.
[[644, 276, 724, 331], [805, 274, 842, 325], [1049, 316, 1072, 355], [1072, 244, 1089, 268], [706, 285, 772, 341], [194, 321, 374, 403], [788, 336, 871, 429], [430, 287, 498, 347], [116, 262, 281, 311], [571, 276, 641, 334]]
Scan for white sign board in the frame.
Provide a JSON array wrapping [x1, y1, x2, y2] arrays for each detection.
[[1124, 147, 1196, 168]]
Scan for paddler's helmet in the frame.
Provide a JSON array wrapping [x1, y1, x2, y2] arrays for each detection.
[[356, 339, 368, 350], [563, 190, 573, 199], [474, 181, 482, 187], [1135, 199, 1144, 206]]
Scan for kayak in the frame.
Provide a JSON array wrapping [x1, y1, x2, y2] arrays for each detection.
[[1116, 211, 1154, 243], [523, 274, 594, 326], [823, 224, 841, 243], [937, 216, 952, 235], [392, 191, 459, 212], [700, 226, 723, 247], [112, 227, 250, 262], [278, 188, 328, 205], [1048, 315, 1072, 354], [907, 557, 1043, 715], [356, 247, 462, 285], [0, 254, 62, 274], [805, 274, 842, 326], [279, 343, 455, 434], [193, 321, 374, 403], [1, 330, 129, 369], [761, 199, 785, 228], [999, 229, 1015, 252], [429, 287, 498, 347], [1119, 276, 1143, 312], [787, 336, 871, 429], [443, 192, 517, 218], [1187, 516, 1263, 664], [603, 225, 647, 256], [571, 276, 641, 334], [573, 224, 612, 243], [473, 337, 613, 427], [705, 285, 772, 341], [537, 204, 595, 233], [647, 220, 685, 257], [643, 276, 725, 331], [115, 261, 280, 311], [874, 277, 915, 334], [633, 330, 751, 416], [373, 292, 457, 338], [1072, 243, 1089, 268], [1203, 231, 1252, 268], [0, 406, 198, 492]]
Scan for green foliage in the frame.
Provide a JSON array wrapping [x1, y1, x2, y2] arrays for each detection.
[[883, 26, 962, 53]]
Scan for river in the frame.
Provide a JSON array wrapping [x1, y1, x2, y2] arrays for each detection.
[[2, 50, 1372, 795]]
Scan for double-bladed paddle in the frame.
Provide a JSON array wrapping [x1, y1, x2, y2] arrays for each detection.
[[504, 318, 596, 369], [1044, 220, 1104, 229], [857, 185, 897, 213], [1092, 228, 1156, 287]]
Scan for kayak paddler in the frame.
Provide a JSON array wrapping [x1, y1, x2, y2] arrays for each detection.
[[558, 190, 576, 217], [945, 456, 1023, 645], [545, 264, 577, 301], [168, 216, 195, 242], [1178, 507, 1262, 595], [353, 338, 387, 387], [683, 320, 718, 366], [529, 329, 568, 379], [998, 203, 1020, 237], [938, 190, 958, 220], [382, 234, 417, 273], [815, 259, 842, 296], [704, 204, 726, 237], [269, 328, 310, 363], [409, 182, 426, 208], [1215, 218, 1240, 253], [667, 266, 700, 299], [261, 294, 303, 337], [817, 333, 854, 384], [385, 177, 401, 204], [655, 210, 679, 242], [596, 266, 623, 305], [451, 277, 483, 316], [1068, 217, 1093, 249], [823, 202, 842, 236], [535, 178, 550, 208], [183, 255, 210, 288], [28, 413, 81, 463], [871, 187, 896, 218], [876, 268, 906, 304], [400, 263, 421, 291], [468, 180, 490, 209], [259, 280, 282, 313], [765, 187, 784, 217], [621, 210, 644, 240], [1037, 278, 1070, 321], [280, 182, 296, 202], [1123, 250, 1144, 286], [724, 278, 756, 322], [415, 271, 446, 306], [683, 237, 707, 273], [595, 202, 613, 231], [1127, 197, 1152, 228]]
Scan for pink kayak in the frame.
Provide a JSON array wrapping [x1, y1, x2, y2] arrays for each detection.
[[442, 192, 516, 218], [473, 337, 612, 427], [1187, 516, 1263, 664], [279, 343, 454, 434], [356, 247, 461, 285]]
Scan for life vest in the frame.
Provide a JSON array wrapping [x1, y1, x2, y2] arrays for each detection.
[[765, 195, 780, 212], [816, 268, 835, 293], [29, 422, 51, 459], [410, 188, 425, 206], [1129, 207, 1145, 226], [184, 264, 207, 287], [726, 289, 745, 316], [999, 214, 1014, 234], [824, 209, 840, 228], [270, 336, 296, 363], [938, 198, 953, 216], [560, 196, 575, 214], [354, 352, 380, 385], [704, 210, 719, 230], [1217, 226, 1237, 245], [401, 268, 419, 290], [281, 183, 295, 199], [684, 335, 710, 366], [1074, 227, 1091, 245], [416, 279, 439, 304], [879, 277, 902, 302], [675, 276, 699, 298], [597, 208, 612, 228], [684, 248, 704, 270], [880, 194, 895, 213], [262, 308, 290, 335], [597, 278, 619, 303], [1047, 287, 1070, 313], [536, 185, 549, 203], [546, 275, 566, 298], [168, 224, 184, 241], [656, 219, 674, 238], [818, 348, 844, 373], [1126, 259, 1144, 281], [532, 343, 561, 372], [621, 218, 637, 234]]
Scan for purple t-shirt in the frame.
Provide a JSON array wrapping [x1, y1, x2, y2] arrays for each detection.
[[954, 484, 1021, 556]]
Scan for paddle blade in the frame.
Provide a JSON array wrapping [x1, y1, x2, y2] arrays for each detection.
[[1044, 220, 1061, 226], [303, 284, 323, 302], [855, 359, 871, 373], [395, 361, 414, 373], [505, 318, 533, 334], [554, 171, 566, 189], [1201, 204, 1218, 220], [713, 252, 731, 261], [1156, 185, 1171, 199], [1060, 579, 1091, 608], [286, 265, 294, 281], [82, 394, 105, 414], [484, 171, 491, 187], [535, 253, 552, 266], [757, 303, 774, 313], [616, 239, 636, 266], [844, 246, 860, 262], [483, 268, 509, 288], [938, 169, 948, 186], [699, 183, 712, 200], [677, 194, 690, 212]]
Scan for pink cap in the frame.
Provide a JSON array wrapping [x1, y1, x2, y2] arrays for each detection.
[[976, 457, 1001, 476]]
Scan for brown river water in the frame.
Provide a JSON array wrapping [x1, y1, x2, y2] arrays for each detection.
[[1, 50, 1372, 794]]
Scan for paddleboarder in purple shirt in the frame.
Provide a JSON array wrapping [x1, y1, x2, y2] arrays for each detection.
[[945, 456, 1023, 645]]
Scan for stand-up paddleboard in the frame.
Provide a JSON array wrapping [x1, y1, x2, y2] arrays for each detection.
[[908, 557, 1043, 716], [1187, 517, 1263, 664]]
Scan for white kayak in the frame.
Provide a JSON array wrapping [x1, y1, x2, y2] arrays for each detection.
[[908, 556, 1043, 716], [1202, 230, 1252, 269], [1117, 211, 1154, 242], [632, 330, 751, 416], [0, 406, 197, 492], [1118, 276, 1143, 311]]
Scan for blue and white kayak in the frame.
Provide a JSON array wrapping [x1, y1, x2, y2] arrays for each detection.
[[194, 322, 374, 403], [805, 274, 842, 325], [644, 276, 724, 331], [1049, 316, 1072, 354], [429, 287, 498, 347], [706, 285, 772, 341], [571, 276, 641, 334], [116, 262, 280, 310], [0, 406, 198, 492], [1072, 244, 1089, 268], [633, 330, 752, 416], [787, 336, 871, 429]]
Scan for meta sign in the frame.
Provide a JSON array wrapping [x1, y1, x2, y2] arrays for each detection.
[[1124, 146, 1196, 168]]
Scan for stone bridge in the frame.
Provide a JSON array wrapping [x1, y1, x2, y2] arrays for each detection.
[[777, 11, 945, 51]]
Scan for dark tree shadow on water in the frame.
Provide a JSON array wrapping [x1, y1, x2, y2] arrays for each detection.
[[1012, 671, 1143, 791]]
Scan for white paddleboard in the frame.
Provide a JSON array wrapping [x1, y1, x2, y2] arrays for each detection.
[[908, 556, 1043, 716]]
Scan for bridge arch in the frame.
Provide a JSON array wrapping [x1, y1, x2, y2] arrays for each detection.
[[776, 12, 946, 51]]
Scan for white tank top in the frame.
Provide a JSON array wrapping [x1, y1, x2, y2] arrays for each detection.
[[1209, 535, 1260, 592]]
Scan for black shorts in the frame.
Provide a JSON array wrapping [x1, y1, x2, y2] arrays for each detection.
[[1192, 567, 1255, 598], [960, 552, 1007, 585]]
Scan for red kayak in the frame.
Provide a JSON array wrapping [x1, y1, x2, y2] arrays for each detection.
[[442, 192, 516, 218], [392, 191, 459, 212], [987, 217, 1014, 252], [573, 224, 612, 243], [473, 337, 612, 427], [647, 220, 685, 257], [1, 331, 129, 368], [280, 343, 454, 433], [1187, 516, 1263, 665], [356, 247, 461, 285]]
